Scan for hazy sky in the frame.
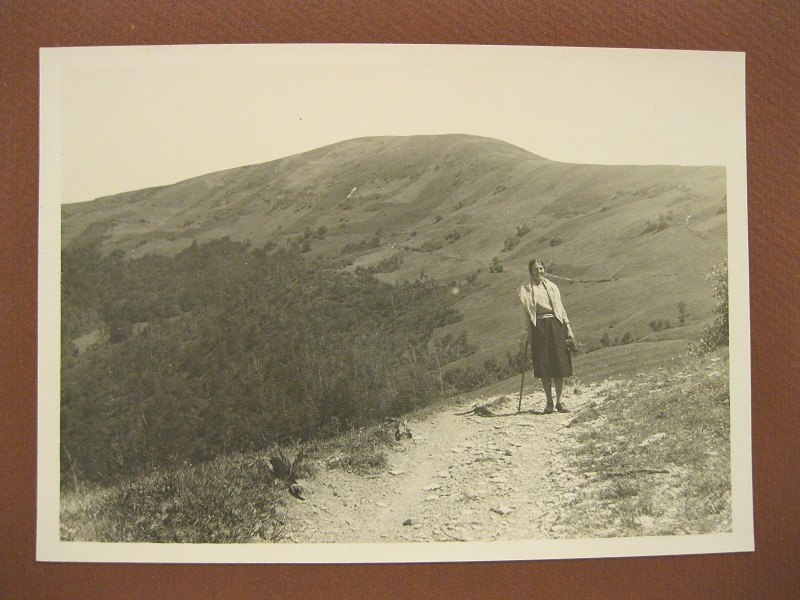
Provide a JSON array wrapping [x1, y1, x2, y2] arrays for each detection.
[[43, 45, 745, 204]]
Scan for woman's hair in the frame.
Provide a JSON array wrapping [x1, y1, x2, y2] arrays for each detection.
[[528, 258, 545, 275]]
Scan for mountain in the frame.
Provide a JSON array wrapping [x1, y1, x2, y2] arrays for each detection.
[[62, 134, 727, 369]]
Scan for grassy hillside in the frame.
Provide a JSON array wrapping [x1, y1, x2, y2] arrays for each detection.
[[557, 348, 731, 537], [62, 134, 727, 364], [59, 135, 731, 541], [60, 348, 731, 543]]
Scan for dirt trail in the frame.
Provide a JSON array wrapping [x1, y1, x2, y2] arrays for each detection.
[[285, 382, 613, 543]]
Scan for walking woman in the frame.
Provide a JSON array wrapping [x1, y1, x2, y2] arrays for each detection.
[[519, 259, 575, 413]]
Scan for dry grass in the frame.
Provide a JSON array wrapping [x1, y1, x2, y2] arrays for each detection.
[[315, 425, 398, 474], [556, 349, 731, 537], [60, 453, 289, 543], [59, 422, 398, 542]]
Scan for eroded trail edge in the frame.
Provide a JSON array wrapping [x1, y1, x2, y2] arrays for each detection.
[[285, 383, 613, 543]]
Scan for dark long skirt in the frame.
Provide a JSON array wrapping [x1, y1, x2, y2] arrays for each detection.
[[529, 318, 573, 379]]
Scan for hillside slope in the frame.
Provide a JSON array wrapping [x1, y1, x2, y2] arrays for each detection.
[[286, 351, 730, 543], [61, 350, 731, 544], [62, 133, 727, 364]]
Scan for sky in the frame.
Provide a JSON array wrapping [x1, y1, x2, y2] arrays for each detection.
[[42, 44, 745, 204]]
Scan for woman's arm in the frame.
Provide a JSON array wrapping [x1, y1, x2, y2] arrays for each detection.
[[550, 282, 574, 339], [519, 285, 535, 330]]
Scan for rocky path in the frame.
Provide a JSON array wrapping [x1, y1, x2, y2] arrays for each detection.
[[285, 383, 612, 544]]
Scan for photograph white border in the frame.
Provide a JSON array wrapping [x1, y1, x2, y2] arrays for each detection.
[[38, 43, 752, 563]]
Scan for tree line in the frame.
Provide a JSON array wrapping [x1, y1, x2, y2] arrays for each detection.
[[61, 239, 483, 487]]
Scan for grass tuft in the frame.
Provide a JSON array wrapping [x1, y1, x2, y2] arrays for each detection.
[[317, 426, 396, 474]]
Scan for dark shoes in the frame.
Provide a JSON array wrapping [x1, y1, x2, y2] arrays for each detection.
[[556, 404, 569, 413], [543, 405, 554, 414], [544, 403, 569, 414]]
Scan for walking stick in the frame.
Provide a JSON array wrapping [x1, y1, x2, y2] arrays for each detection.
[[518, 336, 529, 413]]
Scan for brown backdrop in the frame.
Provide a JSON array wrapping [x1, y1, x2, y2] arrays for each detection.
[[2, 1, 798, 598]]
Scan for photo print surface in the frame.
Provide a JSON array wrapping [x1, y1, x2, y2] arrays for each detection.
[[38, 44, 751, 563]]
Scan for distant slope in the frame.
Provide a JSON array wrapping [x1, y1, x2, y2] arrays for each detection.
[[61, 134, 546, 254], [62, 134, 727, 360]]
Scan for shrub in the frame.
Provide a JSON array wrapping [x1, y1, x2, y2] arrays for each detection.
[[502, 236, 519, 252], [323, 427, 392, 474], [516, 224, 531, 238], [642, 212, 674, 234], [649, 319, 673, 332], [446, 229, 461, 242], [430, 332, 478, 363], [342, 235, 381, 254], [418, 240, 444, 252], [550, 237, 563, 247], [442, 364, 490, 391], [677, 302, 689, 327], [268, 446, 307, 485], [489, 257, 504, 273], [367, 254, 403, 274], [690, 260, 729, 355]]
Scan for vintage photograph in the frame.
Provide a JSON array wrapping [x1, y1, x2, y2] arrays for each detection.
[[38, 44, 751, 563]]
